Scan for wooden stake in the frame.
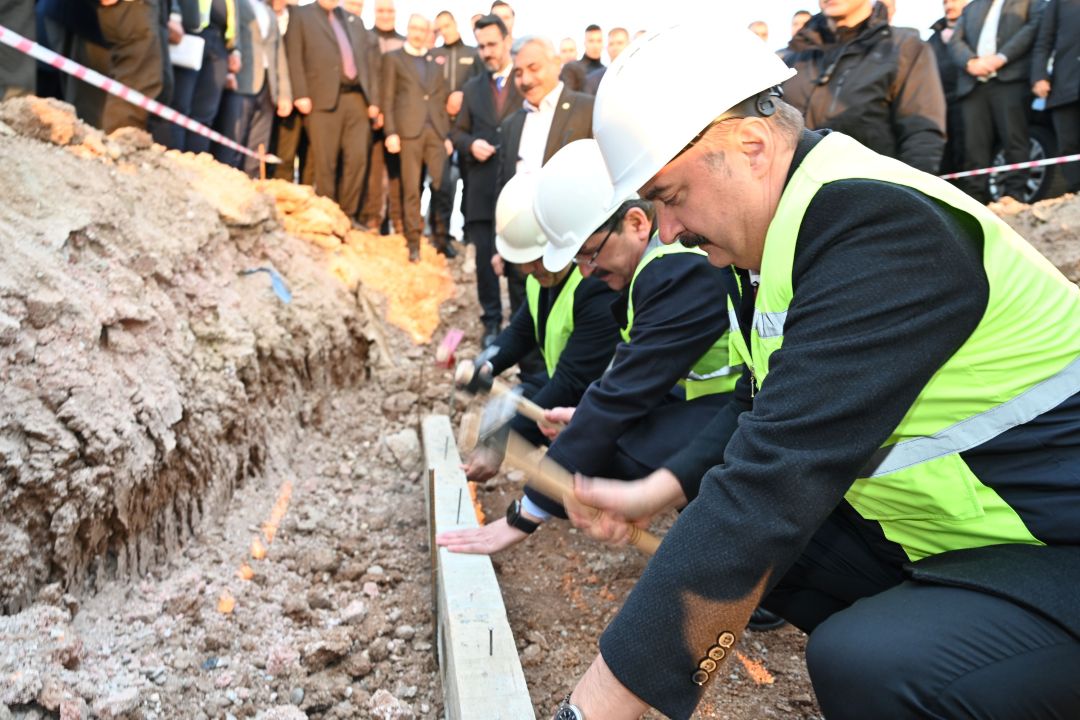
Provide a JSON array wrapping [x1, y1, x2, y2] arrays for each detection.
[[258, 143, 266, 181], [503, 432, 661, 556]]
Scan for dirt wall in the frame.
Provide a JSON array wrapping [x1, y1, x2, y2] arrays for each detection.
[[0, 98, 371, 614]]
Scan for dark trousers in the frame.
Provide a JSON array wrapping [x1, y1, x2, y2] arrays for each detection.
[[186, 28, 227, 154], [95, 0, 164, 132], [271, 109, 305, 182], [427, 154, 459, 243], [762, 507, 1080, 719], [360, 131, 403, 231], [0, 0, 37, 99], [398, 125, 446, 248], [1051, 100, 1080, 192], [214, 79, 274, 177], [466, 219, 501, 326], [44, 17, 108, 128], [304, 90, 370, 216], [959, 79, 1031, 201], [507, 264, 526, 318]]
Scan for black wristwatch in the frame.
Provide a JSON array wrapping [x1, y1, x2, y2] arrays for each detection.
[[505, 498, 540, 534], [553, 693, 584, 720]]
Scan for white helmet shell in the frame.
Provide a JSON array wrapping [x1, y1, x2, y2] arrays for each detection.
[[594, 24, 796, 202], [494, 172, 548, 264], [535, 139, 638, 272]]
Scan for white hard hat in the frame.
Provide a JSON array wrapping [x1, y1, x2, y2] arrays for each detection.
[[535, 139, 637, 272], [594, 24, 796, 202], [494, 172, 548, 264]]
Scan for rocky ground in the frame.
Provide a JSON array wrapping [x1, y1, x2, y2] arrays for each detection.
[[0, 97, 1077, 720]]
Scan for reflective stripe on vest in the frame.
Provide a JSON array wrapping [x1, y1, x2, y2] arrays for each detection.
[[621, 239, 741, 400], [525, 268, 583, 378], [744, 132, 1080, 560]]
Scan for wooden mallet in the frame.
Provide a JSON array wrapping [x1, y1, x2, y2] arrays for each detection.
[[503, 431, 661, 556]]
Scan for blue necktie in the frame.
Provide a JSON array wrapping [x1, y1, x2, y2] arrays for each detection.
[[495, 75, 505, 92]]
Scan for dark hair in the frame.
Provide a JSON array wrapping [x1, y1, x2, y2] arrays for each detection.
[[473, 13, 508, 37], [585, 24, 601, 33], [491, 0, 514, 16], [436, 10, 454, 21], [793, 9, 812, 18], [595, 199, 655, 235]]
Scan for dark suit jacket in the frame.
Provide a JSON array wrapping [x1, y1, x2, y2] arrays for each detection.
[[449, 71, 524, 223], [1030, 0, 1080, 108], [495, 85, 594, 201], [949, 0, 1045, 98], [380, 48, 451, 139], [344, 11, 381, 108], [559, 61, 586, 92], [284, 4, 376, 112]]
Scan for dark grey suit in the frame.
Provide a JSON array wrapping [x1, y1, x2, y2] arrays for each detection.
[[1031, 0, 1080, 191], [450, 71, 524, 327], [381, 48, 451, 251], [949, 0, 1044, 199]]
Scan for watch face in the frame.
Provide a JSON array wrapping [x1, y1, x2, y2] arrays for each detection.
[[554, 708, 581, 720]]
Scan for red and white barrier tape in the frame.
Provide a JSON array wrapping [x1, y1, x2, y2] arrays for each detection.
[[0, 23, 279, 163], [939, 152, 1080, 180]]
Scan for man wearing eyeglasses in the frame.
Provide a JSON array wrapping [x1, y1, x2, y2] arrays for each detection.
[[519, 140, 743, 535]]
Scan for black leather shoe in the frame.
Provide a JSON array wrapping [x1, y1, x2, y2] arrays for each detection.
[[481, 322, 500, 349], [437, 241, 458, 259], [747, 607, 785, 632]]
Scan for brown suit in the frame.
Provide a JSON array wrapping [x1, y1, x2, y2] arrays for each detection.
[[381, 48, 451, 250], [284, 3, 374, 214]]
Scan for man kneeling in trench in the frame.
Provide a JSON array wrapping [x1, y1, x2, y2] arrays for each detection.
[[544, 22, 1080, 720]]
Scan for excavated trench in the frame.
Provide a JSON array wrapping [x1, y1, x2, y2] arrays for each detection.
[[0, 97, 371, 614]]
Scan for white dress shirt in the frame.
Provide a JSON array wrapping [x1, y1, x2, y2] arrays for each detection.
[[516, 81, 564, 176]]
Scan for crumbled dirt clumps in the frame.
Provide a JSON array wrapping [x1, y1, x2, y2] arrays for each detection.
[[995, 193, 1080, 283], [0, 97, 372, 615]]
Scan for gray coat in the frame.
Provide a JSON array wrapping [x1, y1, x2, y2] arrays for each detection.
[[949, 0, 1045, 98], [233, 0, 291, 104]]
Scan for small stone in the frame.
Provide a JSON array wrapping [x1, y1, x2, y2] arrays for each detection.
[[340, 600, 367, 625], [225, 689, 239, 705], [149, 694, 160, 704], [366, 565, 385, 577], [387, 608, 401, 623], [91, 688, 140, 719], [260, 706, 306, 720], [342, 652, 372, 679], [362, 582, 379, 598], [368, 637, 390, 662], [266, 645, 300, 677], [307, 589, 333, 610], [368, 689, 414, 720], [225, 714, 237, 720], [393, 625, 415, 641], [282, 596, 311, 621], [215, 672, 234, 689], [289, 687, 305, 705], [58, 698, 88, 720]]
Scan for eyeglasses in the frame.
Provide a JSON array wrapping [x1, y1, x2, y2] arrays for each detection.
[[573, 223, 617, 268]]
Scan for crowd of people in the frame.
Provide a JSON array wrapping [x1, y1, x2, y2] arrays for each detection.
[[1, 0, 1076, 268], [2, 3, 1079, 719]]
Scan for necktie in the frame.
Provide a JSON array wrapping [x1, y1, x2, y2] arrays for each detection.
[[327, 10, 357, 82], [495, 75, 505, 92]]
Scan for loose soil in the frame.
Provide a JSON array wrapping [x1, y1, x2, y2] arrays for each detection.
[[0, 97, 1076, 720]]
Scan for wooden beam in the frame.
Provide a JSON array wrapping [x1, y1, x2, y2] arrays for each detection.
[[422, 415, 536, 720]]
